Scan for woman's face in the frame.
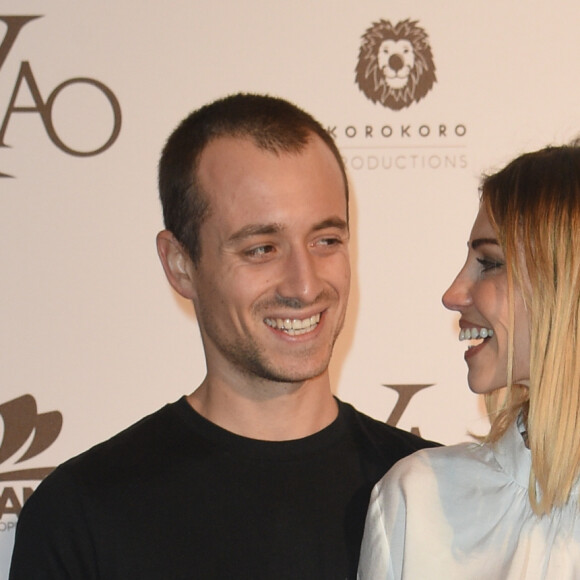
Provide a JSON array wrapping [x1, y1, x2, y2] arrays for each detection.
[[442, 206, 531, 394]]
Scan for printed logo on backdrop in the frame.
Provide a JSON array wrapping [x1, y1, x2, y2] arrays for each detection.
[[328, 17, 468, 173], [0, 16, 122, 178], [355, 19, 436, 111], [384, 384, 433, 437], [0, 395, 62, 532]]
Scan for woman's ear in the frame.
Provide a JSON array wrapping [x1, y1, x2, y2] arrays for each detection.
[[156, 230, 197, 300]]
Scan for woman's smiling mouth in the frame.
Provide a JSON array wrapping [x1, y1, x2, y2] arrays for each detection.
[[459, 326, 494, 357]]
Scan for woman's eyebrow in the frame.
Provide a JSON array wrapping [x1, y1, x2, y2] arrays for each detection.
[[469, 237, 499, 250]]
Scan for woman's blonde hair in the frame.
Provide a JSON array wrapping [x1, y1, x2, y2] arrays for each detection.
[[481, 141, 580, 515]]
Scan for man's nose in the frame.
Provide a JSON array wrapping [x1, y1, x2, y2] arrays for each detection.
[[276, 247, 324, 304]]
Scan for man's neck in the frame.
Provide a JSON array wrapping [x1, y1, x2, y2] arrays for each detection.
[[186, 375, 338, 441]]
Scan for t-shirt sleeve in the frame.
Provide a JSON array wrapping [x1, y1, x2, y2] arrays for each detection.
[[9, 467, 98, 580]]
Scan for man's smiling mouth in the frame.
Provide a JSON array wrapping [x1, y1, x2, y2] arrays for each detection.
[[265, 314, 321, 336]]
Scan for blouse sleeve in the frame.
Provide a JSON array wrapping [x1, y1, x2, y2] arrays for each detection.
[[357, 459, 411, 580]]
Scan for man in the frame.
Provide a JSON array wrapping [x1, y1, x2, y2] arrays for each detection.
[[10, 93, 437, 579]]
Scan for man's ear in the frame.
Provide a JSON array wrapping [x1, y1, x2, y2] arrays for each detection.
[[156, 230, 197, 300]]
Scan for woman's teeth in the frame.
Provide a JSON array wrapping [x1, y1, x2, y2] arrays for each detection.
[[265, 314, 320, 335], [459, 327, 493, 349], [459, 327, 494, 341]]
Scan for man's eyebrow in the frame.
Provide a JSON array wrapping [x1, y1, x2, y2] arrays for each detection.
[[227, 217, 348, 244], [313, 217, 349, 232], [228, 223, 282, 244], [469, 237, 499, 250]]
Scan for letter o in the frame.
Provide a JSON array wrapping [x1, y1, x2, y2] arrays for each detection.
[[44, 77, 122, 157], [428, 155, 442, 168], [381, 125, 393, 138], [351, 156, 363, 170], [345, 126, 357, 138]]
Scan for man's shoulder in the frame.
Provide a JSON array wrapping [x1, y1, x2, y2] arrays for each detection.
[[338, 399, 440, 461], [45, 398, 193, 489]]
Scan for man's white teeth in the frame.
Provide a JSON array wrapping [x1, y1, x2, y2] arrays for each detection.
[[265, 314, 321, 335], [459, 327, 494, 341]]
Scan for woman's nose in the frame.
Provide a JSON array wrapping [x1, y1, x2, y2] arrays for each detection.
[[442, 269, 472, 312]]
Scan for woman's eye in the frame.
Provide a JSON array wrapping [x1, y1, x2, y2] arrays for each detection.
[[477, 257, 503, 272]]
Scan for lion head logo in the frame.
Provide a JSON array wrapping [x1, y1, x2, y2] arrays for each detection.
[[355, 19, 437, 110]]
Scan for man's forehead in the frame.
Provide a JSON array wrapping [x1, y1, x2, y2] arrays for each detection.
[[197, 135, 280, 188], [197, 133, 341, 190]]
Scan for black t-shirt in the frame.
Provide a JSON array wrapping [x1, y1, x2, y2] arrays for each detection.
[[10, 397, 438, 579]]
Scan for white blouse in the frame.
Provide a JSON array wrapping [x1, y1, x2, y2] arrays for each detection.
[[358, 419, 580, 579]]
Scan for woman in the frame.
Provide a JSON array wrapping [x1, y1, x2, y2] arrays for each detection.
[[358, 142, 580, 579]]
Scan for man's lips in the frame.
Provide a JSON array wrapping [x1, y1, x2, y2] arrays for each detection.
[[264, 313, 321, 336]]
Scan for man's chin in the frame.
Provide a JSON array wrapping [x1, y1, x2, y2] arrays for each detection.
[[254, 361, 330, 385]]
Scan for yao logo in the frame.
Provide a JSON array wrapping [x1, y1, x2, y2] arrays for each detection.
[[355, 19, 437, 110], [0, 395, 62, 522], [0, 15, 122, 178], [384, 383, 434, 437]]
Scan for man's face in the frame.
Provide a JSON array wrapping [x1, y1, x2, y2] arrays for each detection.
[[189, 135, 350, 388]]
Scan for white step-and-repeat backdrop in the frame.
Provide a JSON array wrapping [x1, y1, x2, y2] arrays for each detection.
[[2, 1, 580, 574]]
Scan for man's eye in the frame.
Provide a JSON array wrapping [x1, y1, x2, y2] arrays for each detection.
[[317, 236, 343, 248], [477, 257, 503, 272], [245, 245, 274, 258]]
